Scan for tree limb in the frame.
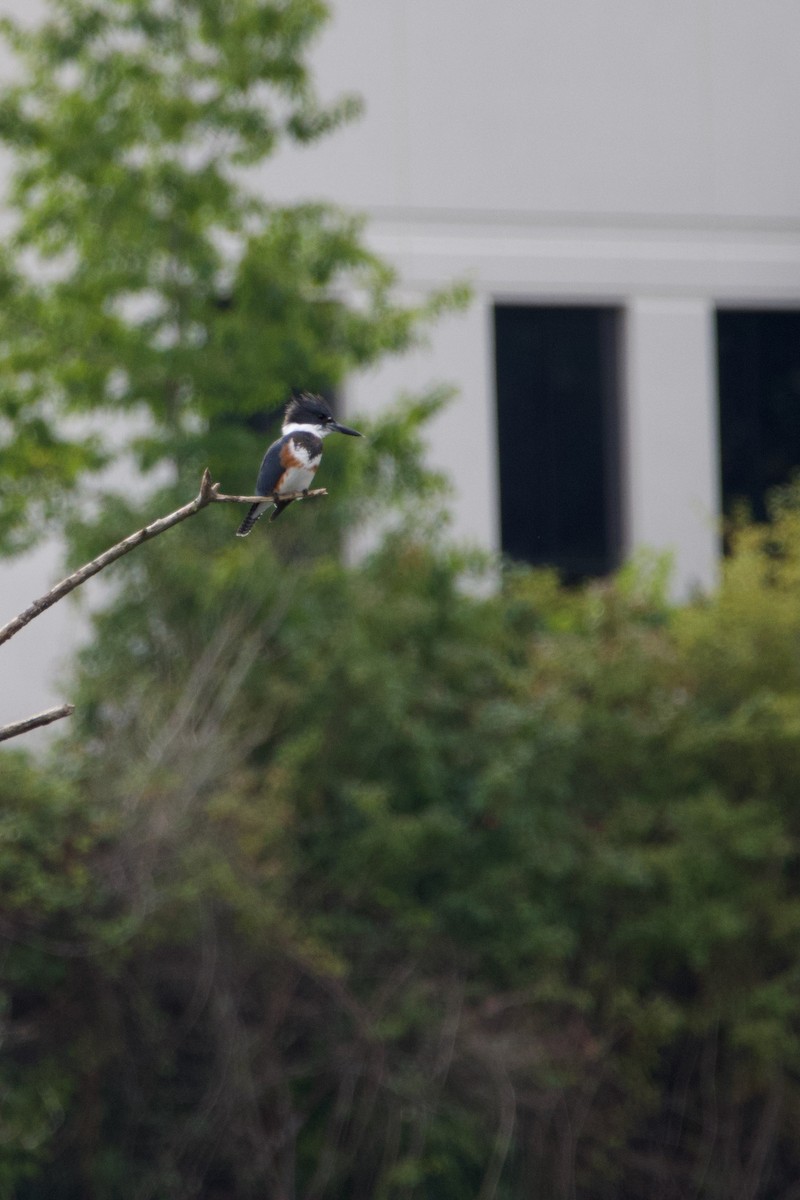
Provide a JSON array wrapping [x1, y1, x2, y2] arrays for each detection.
[[212, 487, 327, 505], [0, 703, 75, 744], [0, 470, 326, 651], [0, 471, 326, 741]]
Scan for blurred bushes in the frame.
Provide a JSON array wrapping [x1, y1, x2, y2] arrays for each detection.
[[4, 489, 800, 1199]]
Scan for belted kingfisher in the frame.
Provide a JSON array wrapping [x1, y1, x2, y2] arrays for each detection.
[[236, 393, 362, 536]]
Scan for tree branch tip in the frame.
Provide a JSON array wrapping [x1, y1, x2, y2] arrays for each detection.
[[0, 702, 76, 744], [198, 468, 217, 502], [210, 487, 328, 504]]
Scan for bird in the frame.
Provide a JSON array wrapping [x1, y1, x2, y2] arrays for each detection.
[[235, 393, 362, 536]]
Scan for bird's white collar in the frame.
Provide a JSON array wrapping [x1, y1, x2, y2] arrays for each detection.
[[282, 422, 331, 437]]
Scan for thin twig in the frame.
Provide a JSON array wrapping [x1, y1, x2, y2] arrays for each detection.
[[0, 469, 216, 650], [212, 487, 327, 504], [0, 470, 327, 741], [0, 703, 75, 744], [0, 471, 325, 651]]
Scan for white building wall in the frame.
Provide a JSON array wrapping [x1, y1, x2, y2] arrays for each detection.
[[258, 0, 800, 594], [260, 0, 800, 222], [345, 300, 501, 554], [624, 298, 719, 591]]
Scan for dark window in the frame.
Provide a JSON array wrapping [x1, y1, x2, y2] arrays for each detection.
[[493, 305, 622, 579], [717, 310, 800, 521]]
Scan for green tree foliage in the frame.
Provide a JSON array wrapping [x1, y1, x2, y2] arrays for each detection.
[[5, 496, 800, 1198], [0, 0, 459, 552]]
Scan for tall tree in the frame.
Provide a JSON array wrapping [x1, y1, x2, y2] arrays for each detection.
[[0, 0, 458, 553]]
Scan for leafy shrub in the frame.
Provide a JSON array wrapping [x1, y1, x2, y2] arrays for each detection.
[[5, 489, 800, 1198]]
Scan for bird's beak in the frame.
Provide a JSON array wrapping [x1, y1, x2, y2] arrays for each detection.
[[332, 421, 362, 437]]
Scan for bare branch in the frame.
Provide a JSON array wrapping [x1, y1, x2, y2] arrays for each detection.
[[212, 487, 327, 505], [0, 471, 327, 740], [0, 470, 216, 650], [0, 703, 75, 744], [0, 470, 326, 651]]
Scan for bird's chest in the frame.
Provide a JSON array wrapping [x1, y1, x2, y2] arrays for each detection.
[[279, 435, 322, 492]]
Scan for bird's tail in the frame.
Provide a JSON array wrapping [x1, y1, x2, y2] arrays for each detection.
[[269, 499, 293, 522], [236, 502, 270, 537]]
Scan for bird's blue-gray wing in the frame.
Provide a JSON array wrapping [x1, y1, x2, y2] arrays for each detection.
[[235, 437, 285, 537], [255, 438, 287, 496]]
